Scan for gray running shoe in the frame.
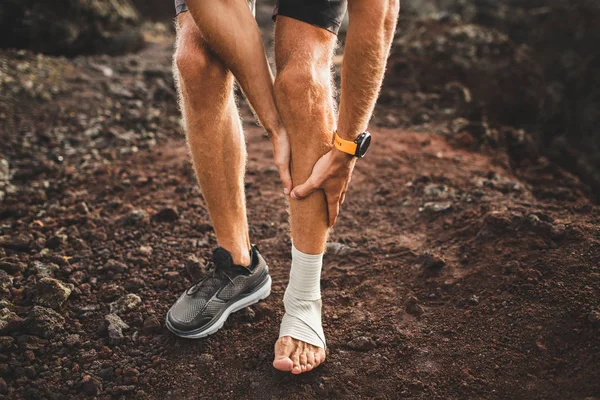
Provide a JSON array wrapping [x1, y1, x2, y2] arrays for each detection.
[[166, 245, 271, 338]]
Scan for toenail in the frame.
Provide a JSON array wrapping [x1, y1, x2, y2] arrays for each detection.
[[307, 364, 312, 368]]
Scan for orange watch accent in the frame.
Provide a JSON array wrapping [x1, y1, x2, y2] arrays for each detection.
[[333, 131, 358, 156]]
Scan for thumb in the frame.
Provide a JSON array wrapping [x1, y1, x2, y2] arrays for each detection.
[[291, 178, 318, 200]]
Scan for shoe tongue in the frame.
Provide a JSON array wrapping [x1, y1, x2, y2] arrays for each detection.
[[212, 247, 234, 269]]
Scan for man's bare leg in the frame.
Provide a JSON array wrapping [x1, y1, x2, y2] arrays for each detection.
[[174, 12, 251, 266], [272, 16, 338, 373]]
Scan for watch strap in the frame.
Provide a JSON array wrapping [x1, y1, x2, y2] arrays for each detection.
[[333, 132, 358, 156]]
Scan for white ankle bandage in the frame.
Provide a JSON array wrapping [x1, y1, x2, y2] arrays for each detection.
[[279, 244, 326, 349]]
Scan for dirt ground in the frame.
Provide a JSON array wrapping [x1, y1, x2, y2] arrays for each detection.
[[1, 30, 599, 400]]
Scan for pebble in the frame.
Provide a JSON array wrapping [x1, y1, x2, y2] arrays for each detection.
[[138, 245, 153, 256], [142, 315, 161, 334], [326, 242, 355, 257], [152, 207, 179, 222], [185, 255, 204, 282], [0, 270, 13, 292], [0, 308, 23, 334], [117, 209, 149, 226], [34, 277, 72, 309], [79, 375, 102, 396], [32, 261, 59, 277], [110, 293, 142, 315], [468, 295, 480, 306], [405, 296, 425, 316], [588, 310, 600, 326], [105, 259, 128, 273], [24, 306, 65, 338], [419, 253, 446, 271], [347, 336, 376, 351], [0, 233, 33, 251], [0, 377, 6, 395], [105, 313, 129, 344], [419, 201, 452, 214], [0, 260, 26, 275], [0, 336, 15, 351], [164, 271, 180, 281]]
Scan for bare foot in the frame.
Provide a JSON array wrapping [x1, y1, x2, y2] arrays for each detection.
[[273, 336, 326, 374]]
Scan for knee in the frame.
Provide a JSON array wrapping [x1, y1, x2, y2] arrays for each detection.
[[274, 59, 331, 106], [174, 29, 226, 86]]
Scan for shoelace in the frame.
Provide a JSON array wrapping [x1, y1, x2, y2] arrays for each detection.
[[188, 262, 235, 296]]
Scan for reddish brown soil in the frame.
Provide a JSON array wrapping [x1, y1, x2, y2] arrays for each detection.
[[1, 37, 599, 400]]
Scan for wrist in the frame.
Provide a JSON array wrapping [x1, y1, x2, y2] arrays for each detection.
[[332, 146, 356, 165]]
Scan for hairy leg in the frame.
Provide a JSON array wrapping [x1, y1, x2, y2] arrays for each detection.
[[174, 13, 251, 266], [272, 16, 338, 373]]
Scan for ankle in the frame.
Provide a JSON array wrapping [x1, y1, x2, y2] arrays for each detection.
[[230, 247, 252, 267]]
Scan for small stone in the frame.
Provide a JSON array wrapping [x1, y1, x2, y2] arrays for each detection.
[[0, 308, 23, 334], [0, 270, 13, 292], [45, 235, 65, 249], [124, 277, 145, 291], [241, 307, 256, 320], [347, 336, 376, 351], [195, 223, 213, 234], [24, 306, 65, 338], [138, 245, 153, 256], [117, 209, 148, 226], [105, 313, 129, 345], [0, 260, 26, 275], [326, 242, 355, 257], [32, 261, 59, 277], [185, 255, 204, 282], [105, 259, 128, 273], [419, 201, 452, 214], [64, 334, 82, 347], [199, 353, 214, 363], [152, 207, 179, 222], [0, 233, 33, 251], [468, 295, 480, 306], [75, 201, 90, 214], [164, 271, 180, 281], [418, 252, 446, 272], [110, 293, 142, 315], [588, 310, 600, 326], [405, 296, 424, 316], [423, 184, 450, 199], [34, 277, 72, 309], [142, 315, 161, 334], [0, 377, 7, 395], [0, 336, 15, 351], [80, 375, 102, 396]]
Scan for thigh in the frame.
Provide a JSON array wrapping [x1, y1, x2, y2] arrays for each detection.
[[274, 0, 347, 35], [274, 15, 337, 71]]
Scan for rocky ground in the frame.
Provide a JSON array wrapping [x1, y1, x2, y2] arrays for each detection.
[[1, 19, 600, 400]]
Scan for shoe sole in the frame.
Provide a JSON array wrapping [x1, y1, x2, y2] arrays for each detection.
[[165, 275, 272, 339]]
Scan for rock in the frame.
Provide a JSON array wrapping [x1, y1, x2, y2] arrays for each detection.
[[424, 184, 450, 199], [405, 296, 425, 316], [64, 333, 82, 347], [0, 233, 33, 251], [24, 306, 65, 338], [163, 271, 180, 281], [0, 159, 9, 183], [34, 277, 72, 309], [117, 209, 149, 226], [468, 295, 480, 306], [0, 336, 15, 351], [152, 207, 179, 222], [45, 235, 65, 249], [138, 245, 153, 256], [75, 201, 90, 214], [0, 270, 13, 293], [0, 259, 26, 275], [347, 336, 376, 351], [110, 293, 142, 315], [105, 259, 128, 273], [0, 0, 144, 56], [199, 353, 214, 363], [419, 202, 453, 214], [142, 315, 161, 334], [32, 261, 59, 277], [185, 255, 204, 282], [418, 253, 446, 271], [105, 313, 129, 344], [124, 277, 145, 291], [79, 375, 102, 396], [588, 310, 600, 326], [326, 242, 355, 257], [0, 308, 23, 334], [0, 377, 6, 395]]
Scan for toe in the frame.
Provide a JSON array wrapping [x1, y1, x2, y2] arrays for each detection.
[[299, 353, 308, 372], [306, 351, 316, 371], [314, 348, 326, 367], [291, 349, 302, 375], [273, 337, 294, 372]]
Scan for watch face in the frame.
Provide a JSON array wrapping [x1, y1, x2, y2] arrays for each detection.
[[355, 132, 371, 158]]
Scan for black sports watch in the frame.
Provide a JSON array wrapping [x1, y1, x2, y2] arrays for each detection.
[[333, 131, 371, 158]]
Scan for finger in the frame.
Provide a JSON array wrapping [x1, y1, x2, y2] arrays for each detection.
[[291, 178, 319, 200], [276, 159, 293, 195], [327, 196, 340, 227]]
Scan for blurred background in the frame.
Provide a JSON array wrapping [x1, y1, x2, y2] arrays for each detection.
[[1, 0, 599, 200]]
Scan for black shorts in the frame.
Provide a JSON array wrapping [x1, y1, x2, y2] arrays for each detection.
[[174, 0, 347, 35]]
